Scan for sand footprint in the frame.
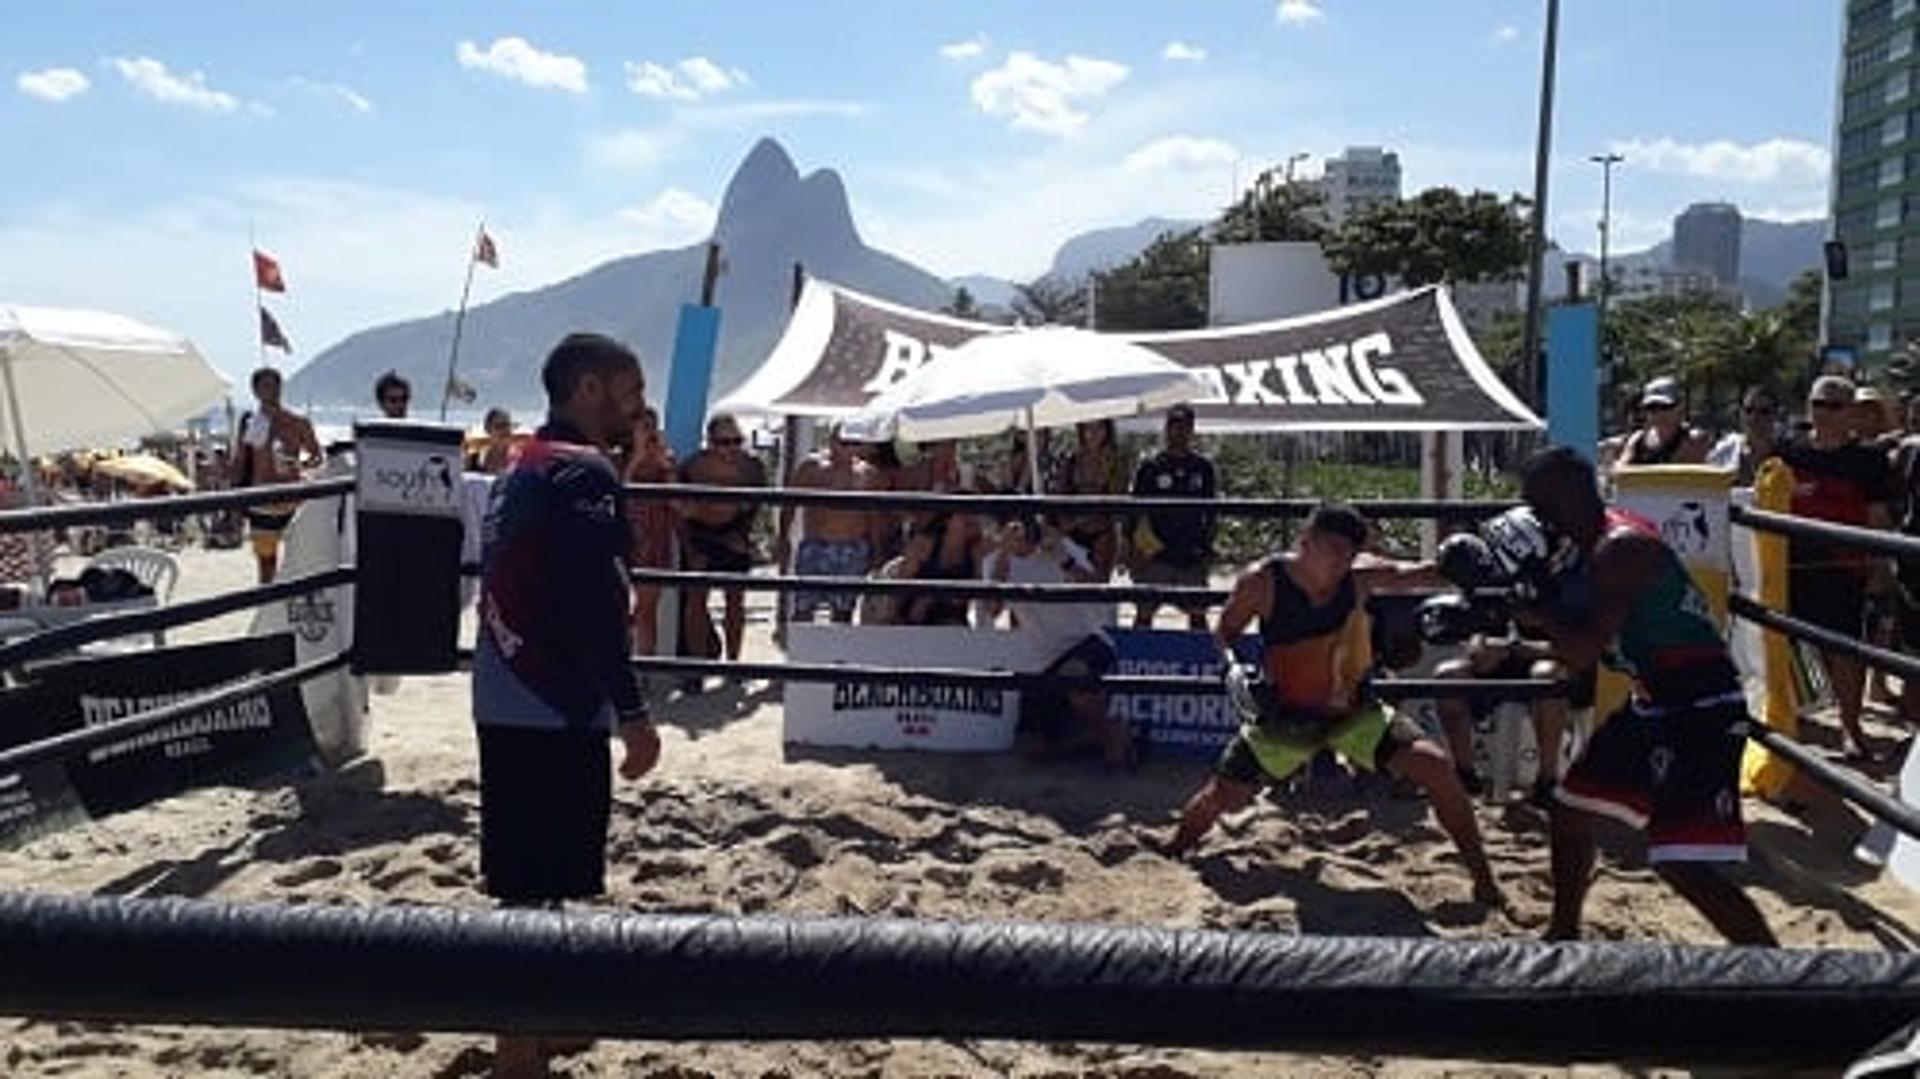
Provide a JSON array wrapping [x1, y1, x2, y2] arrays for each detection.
[[272, 857, 344, 888]]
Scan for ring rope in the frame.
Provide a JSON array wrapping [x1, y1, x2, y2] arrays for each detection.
[[0, 566, 356, 670], [1730, 504, 1920, 563], [632, 483, 1516, 520], [0, 477, 354, 535], [1729, 594, 1920, 685], [629, 568, 1228, 605]]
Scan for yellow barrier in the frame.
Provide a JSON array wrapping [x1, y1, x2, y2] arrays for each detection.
[[1741, 458, 1800, 798]]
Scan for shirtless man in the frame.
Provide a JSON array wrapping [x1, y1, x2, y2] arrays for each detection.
[[231, 367, 321, 584], [778, 427, 885, 625], [677, 414, 767, 661], [1165, 502, 1505, 908]]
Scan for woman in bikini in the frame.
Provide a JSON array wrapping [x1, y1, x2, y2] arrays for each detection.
[[1055, 419, 1129, 581]]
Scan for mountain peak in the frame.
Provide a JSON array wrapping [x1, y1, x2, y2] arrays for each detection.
[[715, 136, 859, 252]]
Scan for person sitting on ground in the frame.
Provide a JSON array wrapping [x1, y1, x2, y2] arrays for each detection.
[[779, 427, 885, 626], [1129, 405, 1218, 631], [1614, 376, 1709, 470], [1055, 419, 1130, 581], [1706, 388, 1782, 487], [858, 517, 941, 627], [468, 408, 517, 474], [624, 406, 678, 663], [1780, 375, 1897, 761], [677, 414, 766, 662], [1519, 446, 1776, 945], [982, 515, 1130, 767], [1163, 502, 1506, 909]]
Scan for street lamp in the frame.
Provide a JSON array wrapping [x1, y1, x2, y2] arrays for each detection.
[[1591, 152, 1624, 396]]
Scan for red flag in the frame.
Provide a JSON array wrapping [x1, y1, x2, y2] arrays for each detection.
[[259, 306, 291, 352], [253, 249, 286, 293], [474, 228, 498, 268]]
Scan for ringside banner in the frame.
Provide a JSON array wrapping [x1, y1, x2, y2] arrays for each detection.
[[0, 634, 317, 847], [718, 279, 1541, 432]]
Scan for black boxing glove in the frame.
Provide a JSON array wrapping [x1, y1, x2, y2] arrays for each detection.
[[1437, 531, 1501, 590]]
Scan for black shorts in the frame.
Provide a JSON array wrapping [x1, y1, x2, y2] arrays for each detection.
[[1556, 695, 1748, 864], [686, 526, 753, 575], [1790, 566, 1866, 638], [477, 725, 611, 903], [244, 508, 295, 533], [1017, 634, 1115, 747]]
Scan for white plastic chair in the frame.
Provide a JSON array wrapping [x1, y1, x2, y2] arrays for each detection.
[[83, 546, 179, 648], [85, 545, 179, 602]]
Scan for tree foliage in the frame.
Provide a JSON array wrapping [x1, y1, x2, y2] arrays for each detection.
[[942, 286, 981, 321], [1603, 290, 1811, 427], [1011, 276, 1088, 327], [1214, 168, 1328, 244], [1323, 188, 1531, 287], [1091, 228, 1210, 332]]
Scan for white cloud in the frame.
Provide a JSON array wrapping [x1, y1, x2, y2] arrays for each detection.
[[1276, 0, 1325, 26], [1124, 135, 1236, 173], [107, 57, 240, 113], [1490, 24, 1521, 45], [1162, 42, 1208, 62], [584, 128, 679, 173], [16, 67, 89, 103], [1608, 136, 1830, 185], [940, 35, 988, 60], [625, 57, 749, 101], [617, 188, 717, 242], [969, 52, 1129, 137], [455, 36, 588, 94], [290, 77, 373, 113]]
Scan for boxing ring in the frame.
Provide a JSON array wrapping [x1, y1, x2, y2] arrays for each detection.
[[0, 465, 1918, 1069]]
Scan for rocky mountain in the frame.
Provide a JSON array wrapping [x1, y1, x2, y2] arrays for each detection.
[[1047, 216, 1201, 282], [287, 139, 951, 410]]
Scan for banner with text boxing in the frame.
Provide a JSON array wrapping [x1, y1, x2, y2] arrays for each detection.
[[0, 634, 317, 841], [718, 278, 1542, 432]]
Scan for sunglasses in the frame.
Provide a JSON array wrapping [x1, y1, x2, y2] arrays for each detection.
[[1810, 400, 1848, 411], [713, 436, 744, 447], [1643, 401, 1677, 412], [383, 395, 410, 407], [1743, 406, 1776, 417]]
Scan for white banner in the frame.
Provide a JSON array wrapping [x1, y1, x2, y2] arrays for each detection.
[[783, 625, 1027, 752]]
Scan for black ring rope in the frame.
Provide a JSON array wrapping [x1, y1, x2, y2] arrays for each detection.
[[631, 483, 1516, 520], [0, 566, 356, 670], [0, 477, 354, 535], [1730, 504, 1920, 563]]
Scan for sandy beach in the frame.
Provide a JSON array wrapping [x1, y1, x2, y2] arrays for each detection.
[[1, 544, 1916, 1078]]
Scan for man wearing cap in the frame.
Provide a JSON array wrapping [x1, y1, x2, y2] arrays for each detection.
[[1707, 388, 1783, 487], [1615, 376, 1709, 470], [1780, 375, 1896, 760]]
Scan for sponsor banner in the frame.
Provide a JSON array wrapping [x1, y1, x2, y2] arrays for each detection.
[[1105, 629, 1258, 761], [0, 681, 89, 850], [21, 634, 318, 817], [719, 278, 1541, 432], [354, 423, 466, 519], [784, 625, 1027, 752]]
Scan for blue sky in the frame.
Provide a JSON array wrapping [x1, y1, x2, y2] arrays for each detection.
[[1, 1, 1840, 381]]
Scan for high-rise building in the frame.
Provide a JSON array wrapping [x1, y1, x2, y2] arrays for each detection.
[[1672, 202, 1743, 286], [1314, 146, 1402, 226], [1828, 0, 1920, 365]]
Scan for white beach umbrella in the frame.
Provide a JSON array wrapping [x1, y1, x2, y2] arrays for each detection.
[[0, 305, 229, 460], [841, 326, 1208, 490]]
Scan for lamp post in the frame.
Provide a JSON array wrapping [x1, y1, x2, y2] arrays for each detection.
[[1519, 0, 1562, 409], [1591, 152, 1624, 407]]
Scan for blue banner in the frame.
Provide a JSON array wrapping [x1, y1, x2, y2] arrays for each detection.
[[664, 303, 722, 461], [1546, 303, 1599, 457], [1105, 628, 1258, 760]]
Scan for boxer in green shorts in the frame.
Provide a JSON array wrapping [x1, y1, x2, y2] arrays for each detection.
[[1164, 502, 1507, 909]]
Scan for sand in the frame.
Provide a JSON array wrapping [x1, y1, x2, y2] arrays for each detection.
[[1, 545, 1916, 1078]]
